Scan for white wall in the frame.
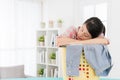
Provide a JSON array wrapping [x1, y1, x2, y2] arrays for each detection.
[[107, 0, 120, 78], [44, 0, 75, 30]]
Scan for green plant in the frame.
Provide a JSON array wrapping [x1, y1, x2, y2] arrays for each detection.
[[41, 22, 45, 25], [38, 35, 44, 42], [50, 52, 56, 59], [57, 19, 63, 23], [40, 22, 46, 28], [38, 68, 44, 75]]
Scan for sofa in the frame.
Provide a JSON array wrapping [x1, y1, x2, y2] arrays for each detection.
[[0, 65, 29, 79]]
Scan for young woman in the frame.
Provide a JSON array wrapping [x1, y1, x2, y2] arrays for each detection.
[[56, 17, 109, 46]]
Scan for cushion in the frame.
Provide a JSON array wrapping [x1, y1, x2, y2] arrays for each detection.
[[0, 65, 25, 79]]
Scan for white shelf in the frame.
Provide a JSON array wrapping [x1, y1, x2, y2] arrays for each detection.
[[37, 63, 46, 65], [37, 46, 58, 49], [48, 64, 58, 67], [36, 27, 60, 77], [37, 28, 59, 31]]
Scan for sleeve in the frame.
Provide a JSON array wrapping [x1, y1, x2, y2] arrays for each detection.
[[59, 26, 77, 39]]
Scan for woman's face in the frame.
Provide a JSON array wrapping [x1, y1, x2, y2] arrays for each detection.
[[76, 24, 92, 40]]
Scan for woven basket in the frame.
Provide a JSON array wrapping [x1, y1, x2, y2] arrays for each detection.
[[60, 47, 99, 80]]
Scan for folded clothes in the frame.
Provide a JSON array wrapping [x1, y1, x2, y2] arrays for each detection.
[[66, 44, 112, 76]]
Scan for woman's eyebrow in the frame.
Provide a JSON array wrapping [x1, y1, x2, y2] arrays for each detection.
[[78, 26, 80, 30]]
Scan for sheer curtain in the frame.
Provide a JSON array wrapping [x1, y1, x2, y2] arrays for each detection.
[[0, 0, 16, 66], [0, 0, 41, 76]]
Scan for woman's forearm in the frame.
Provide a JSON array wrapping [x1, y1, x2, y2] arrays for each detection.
[[72, 38, 109, 45], [56, 37, 109, 46]]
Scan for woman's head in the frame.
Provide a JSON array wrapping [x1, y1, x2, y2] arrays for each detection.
[[77, 17, 105, 40]]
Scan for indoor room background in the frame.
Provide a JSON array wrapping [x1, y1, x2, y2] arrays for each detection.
[[0, 0, 120, 78]]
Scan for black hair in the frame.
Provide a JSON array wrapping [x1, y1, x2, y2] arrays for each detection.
[[84, 17, 105, 38]]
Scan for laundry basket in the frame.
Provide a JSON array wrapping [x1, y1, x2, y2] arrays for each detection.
[[60, 47, 99, 80]]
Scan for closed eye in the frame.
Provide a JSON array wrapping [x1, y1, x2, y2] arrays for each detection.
[[84, 33, 89, 37]]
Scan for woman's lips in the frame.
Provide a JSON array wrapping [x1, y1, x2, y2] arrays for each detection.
[[79, 38, 83, 40]]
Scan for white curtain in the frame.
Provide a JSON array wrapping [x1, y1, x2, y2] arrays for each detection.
[[0, 0, 41, 76]]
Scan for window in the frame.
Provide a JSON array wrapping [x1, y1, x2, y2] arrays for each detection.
[[0, 0, 41, 67], [83, 3, 108, 36]]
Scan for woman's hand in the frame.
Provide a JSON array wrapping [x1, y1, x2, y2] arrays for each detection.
[[56, 36, 76, 47]]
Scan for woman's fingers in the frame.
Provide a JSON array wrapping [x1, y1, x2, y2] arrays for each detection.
[[56, 37, 68, 46], [56, 37, 62, 46]]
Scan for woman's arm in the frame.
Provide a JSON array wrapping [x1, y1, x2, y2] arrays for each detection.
[[56, 36, 109, 46]]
